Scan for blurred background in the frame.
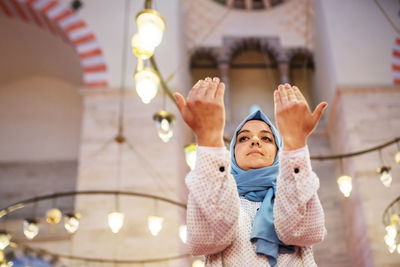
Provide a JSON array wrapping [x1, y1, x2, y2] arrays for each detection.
[[0, 0, 399, 266]]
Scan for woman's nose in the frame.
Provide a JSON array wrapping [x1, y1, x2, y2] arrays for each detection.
[[250, 137, 260, 147]]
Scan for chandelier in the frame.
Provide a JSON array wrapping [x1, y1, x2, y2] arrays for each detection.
[[383, 196, 400, 254], [0, 191, 191, 265]]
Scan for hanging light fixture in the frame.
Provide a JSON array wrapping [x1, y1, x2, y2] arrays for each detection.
[[0, 231, 11, 250], [135, 68, 160, 104], [108, 212, 125, 234], [337, 175, 352, 198], [23, 219, 39, 240], [396, 151, 400, 164], [384, 212, 399, 253], [131, 33, 155, 59], [0, 251, 12, 267], [184, 144, 197, 170], [192, 259, 205, 267], [64, 213, 81, 234], [153, 110, 175, 143], [0, 261, 12, 267], [136, 9, 166, 49], [148, 215, 164, 236], [377, 166, 392, 188], [46, 208, 62, 224], [377, 149, 392, 187], [179, 224, 187, 243]]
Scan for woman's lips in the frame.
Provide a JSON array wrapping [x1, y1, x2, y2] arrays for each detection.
[[247, 150, 264, 156]]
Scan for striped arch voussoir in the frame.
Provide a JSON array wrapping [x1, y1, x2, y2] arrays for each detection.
[[0, 0, 108, 88], [393, 37, 400, 85]]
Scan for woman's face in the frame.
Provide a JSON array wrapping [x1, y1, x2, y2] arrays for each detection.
[[234, 120, 278, 171]]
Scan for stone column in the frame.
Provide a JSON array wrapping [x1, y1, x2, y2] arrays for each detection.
[[277, 61, 290, 84], [217, 58, 232, 123]]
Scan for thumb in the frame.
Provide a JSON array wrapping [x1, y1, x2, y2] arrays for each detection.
[[173, 92, 186, 115], [312, 102, 328, 125]]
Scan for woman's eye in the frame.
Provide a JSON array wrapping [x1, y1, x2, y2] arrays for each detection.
[[238, 136, 249, 142], [261, 136, 272, 142]]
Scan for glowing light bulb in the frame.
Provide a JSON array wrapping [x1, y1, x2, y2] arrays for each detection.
[[192, 259, 205, 267], [390, 214, 399, 225], [385, 225, 397, 239], [148, 216, 164, 236], [23, 219, 39, 240], [388, 243, 396, 253], [395, 151, 400, 164], [135, 68, 159, 104], [136, 9, 166, 48], [337, 175, 352, 197], [153, 111, 175, 143], [384, 234, 395, 247], [179, 225, 187, 243], [108, 212, 124, 233], [184, 144, 197, 170], [131, 33, 155, 59], [64, 213, 80, 234], [377, 166, 392, 188], [46, 208, 62, 224], [0, 231, 11, 250]]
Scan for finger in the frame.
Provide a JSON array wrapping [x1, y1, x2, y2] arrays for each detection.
[[206, 77, 220, 98], [188, 80, 202, 99], [286, 86, 297, 102], [215, 82, 225, 102], [173, 92, 186, 115], [274, 90, 281, 112], [191, 79, 208, 100], [293, 86, 306, 102], [312, 102, 328, 125], [200, 77, 212, 96], [278, 84, 289, 106]]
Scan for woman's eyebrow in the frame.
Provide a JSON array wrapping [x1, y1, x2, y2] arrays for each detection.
[[237, 129, 250, 136], [260, 130, 273, 135]]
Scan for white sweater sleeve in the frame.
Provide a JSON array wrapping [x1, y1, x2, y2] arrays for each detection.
[[273, 146, 327, 247], [185, 146, 240, 256]]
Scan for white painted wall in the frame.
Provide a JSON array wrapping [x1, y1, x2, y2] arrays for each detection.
[[318, 0, 397, 88], [0, 76, 83, 161]]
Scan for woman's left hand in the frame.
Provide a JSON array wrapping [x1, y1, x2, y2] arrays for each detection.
[[274, 84, 328, 151]]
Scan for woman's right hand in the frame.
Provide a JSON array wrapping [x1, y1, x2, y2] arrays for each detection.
[[173, 77, 226, 147]]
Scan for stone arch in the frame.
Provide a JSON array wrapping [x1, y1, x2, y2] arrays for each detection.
[[287, 47, 314, 65], [189, 46, 220, 68], [0, 0, 108, 87]]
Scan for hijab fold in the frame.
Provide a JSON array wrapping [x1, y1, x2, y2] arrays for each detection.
[[230, 110, 295, 267]]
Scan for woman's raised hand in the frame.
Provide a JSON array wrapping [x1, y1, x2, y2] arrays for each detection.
[[174, 77, 226, 147], [274, 84, 328, 151]]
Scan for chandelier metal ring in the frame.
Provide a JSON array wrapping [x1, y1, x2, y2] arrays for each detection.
[[0, 190, 189, 265]]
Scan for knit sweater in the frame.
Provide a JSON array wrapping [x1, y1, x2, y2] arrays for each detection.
[[185, 146, 326, 267]]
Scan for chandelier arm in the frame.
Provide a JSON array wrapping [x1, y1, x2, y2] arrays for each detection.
[[374, 0, 400, 34], [310, 136, 400, 160], [382, 195, 400, 225], [0, 190, 187, 219], [149, 56, 176, 103], [13, 242, 191, 264]]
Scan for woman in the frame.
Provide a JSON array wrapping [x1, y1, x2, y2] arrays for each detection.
[[173, 77, 327, 266]]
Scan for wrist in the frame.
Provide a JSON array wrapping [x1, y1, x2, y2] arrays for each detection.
[[282, 137, 307, 151], [196, 131, 224, 147]]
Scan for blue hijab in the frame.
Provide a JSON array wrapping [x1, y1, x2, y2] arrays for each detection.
[[230, 110, 295, 267]]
